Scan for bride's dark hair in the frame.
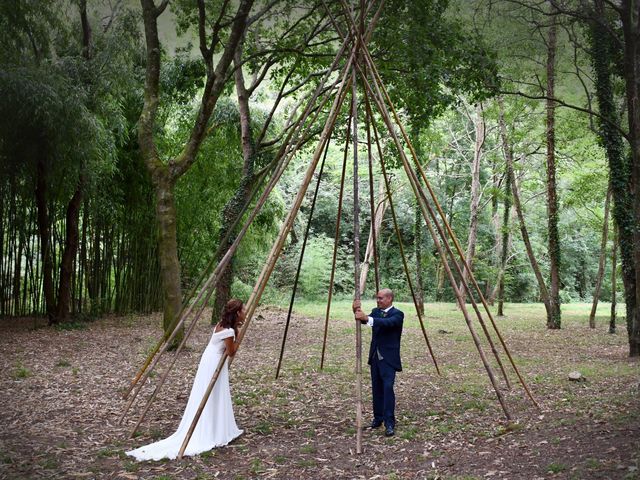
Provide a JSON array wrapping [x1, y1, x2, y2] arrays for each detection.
[[219, 299, 243, 336]]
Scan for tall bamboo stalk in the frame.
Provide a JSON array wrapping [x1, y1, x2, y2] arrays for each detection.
[[351, 68, 363, 455]]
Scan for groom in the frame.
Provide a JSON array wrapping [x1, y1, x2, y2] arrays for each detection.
[[353, 288, 404, 437]]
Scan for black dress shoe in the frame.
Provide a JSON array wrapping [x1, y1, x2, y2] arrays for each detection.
[[384, 426, 395, 437], [370, 420, 383, 429]]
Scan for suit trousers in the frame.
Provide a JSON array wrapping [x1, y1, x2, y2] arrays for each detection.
[[370, 356, 396, 428]]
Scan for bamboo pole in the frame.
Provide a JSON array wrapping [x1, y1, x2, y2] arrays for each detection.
[[275, 129, 332, 379], [177, 54, 355, 459], [351, 68, 364, 455]]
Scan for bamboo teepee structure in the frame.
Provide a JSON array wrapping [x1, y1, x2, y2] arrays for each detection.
[[120, 0, 539, 458]]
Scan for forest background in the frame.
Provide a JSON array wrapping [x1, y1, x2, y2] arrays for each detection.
[[1, 0, 639, 357]]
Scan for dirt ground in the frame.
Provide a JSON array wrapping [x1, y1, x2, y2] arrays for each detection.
[[1, 303, 638, 479]]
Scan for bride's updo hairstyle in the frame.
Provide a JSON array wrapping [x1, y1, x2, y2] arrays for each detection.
[[219, 299, 243, 335]]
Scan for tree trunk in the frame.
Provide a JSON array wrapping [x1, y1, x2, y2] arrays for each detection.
[[150, 175, 183, 341], [620, 0, 640, 356], [138, 0, 252, 340], [55, 179, 83, 321], [497, 97, 550, 318], [35, 155, 56, 323], [589, 186, 611, 328], [545, 9, 561, 329], [610, 228, 618, 334], [213, 45, 257, 321], [414, 189, 425, 316], [458, 104, 484, 303], [487, 155, 501, 303], [591, 0, 637, 354], [496, 165, 512, 317]]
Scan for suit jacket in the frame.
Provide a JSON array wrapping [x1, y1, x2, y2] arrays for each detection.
[[367, 306, 404, 371]]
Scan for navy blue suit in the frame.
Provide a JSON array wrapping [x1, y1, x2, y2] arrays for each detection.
[[366, 306, 403, 429]]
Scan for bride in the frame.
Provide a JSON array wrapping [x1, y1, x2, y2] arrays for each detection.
[[127, 299, 245, 461]]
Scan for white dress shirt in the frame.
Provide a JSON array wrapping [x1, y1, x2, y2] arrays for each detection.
[[367, 305, 394, 327]]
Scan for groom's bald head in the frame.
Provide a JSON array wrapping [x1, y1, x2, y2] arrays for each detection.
[[376, 288, 394, 309]]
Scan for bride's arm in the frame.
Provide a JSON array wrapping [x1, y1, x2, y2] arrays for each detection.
[[224, 336, 238, 357]]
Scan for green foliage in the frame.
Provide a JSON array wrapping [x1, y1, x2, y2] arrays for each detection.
[[371, 0, 499, 125]]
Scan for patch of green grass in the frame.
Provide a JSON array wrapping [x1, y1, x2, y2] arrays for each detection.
[[274, 455, 287, 464], [254, 421, 272, 435], [55, 358, 71, 368], [462, 399, 488, 411], [585, 458, 601, 469], [12, 363, 31, 379], [304, 427, 315, 438], [547, 462, 567, 474], [199, 449, 214, 460], [297, 459, 317, 468], [153, 476, 174, 480], [149, 428, 164, 440], [495, 422, 524, 436], [123, 459, 139, 472], [0, 453, 13, 464], [300, 445, 316, 454], [97, 447, 121, 458], [387, 473, 400, 480], [399, 426, 418, 440], [55, 321, 87, 331], [249, 458, 265, 475], [39, 456, 58, 469], [71, 367, 79, 376]]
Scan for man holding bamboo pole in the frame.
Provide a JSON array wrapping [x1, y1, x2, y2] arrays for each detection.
[[353, 288, 404, 437]]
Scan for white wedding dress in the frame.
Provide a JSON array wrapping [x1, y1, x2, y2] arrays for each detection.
[[126, 328, 243, 461]]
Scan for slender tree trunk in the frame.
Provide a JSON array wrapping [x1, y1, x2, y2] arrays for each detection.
[[496, 167, 512, 317], [139, 0, 252, 339], [610, 228, 618, 334], [55, 180, 83, 321], [589, 187, 612, 328], [35, 155, 56, 323], [459, 104, 484, 302], [213, 46, 257, 321], [487, 155, 501, 303], [620, 0, 640, 356], [497, 97, 549, 317], [414, 190, 425, 316], [545, 9, 561, 329], [592, 0, 637, 354]]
